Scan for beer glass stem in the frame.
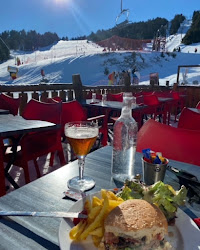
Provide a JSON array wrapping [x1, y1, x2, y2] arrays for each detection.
[[78, 157, 85, 180]]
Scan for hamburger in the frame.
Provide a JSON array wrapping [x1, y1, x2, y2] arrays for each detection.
[[99, 199, 171, 250]]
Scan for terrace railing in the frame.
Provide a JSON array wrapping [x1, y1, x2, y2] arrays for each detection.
[[0, 73, 199, 114]]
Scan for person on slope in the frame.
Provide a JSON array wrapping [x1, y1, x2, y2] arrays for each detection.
[[132, 68, 140, 85], [108, 71, 115, 85]]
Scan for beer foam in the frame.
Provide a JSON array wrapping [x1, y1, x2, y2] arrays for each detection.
[[65, 126, 98, 139]]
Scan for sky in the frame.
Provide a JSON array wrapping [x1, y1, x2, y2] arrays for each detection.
[[0, 0, 199, 39]]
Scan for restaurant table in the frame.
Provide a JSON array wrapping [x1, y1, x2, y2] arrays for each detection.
[[83, 99, 147, 112], [82, 99, 147, 128], [0, 146, 199, 250], [0, 114, 59, 195], [0, 109, 9, 115]]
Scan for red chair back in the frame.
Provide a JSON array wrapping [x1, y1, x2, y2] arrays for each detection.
[[143, 94, 159, 106], [141, 91, 154, 96], [107, 93, 123, 102], [86, 92, 102, 100], [60, 100, 87, 137], [196, 101, 200, 109], [170, 91, 180, 100], [22, 99, 62, 124], [133, 91, 143, 97], [137, 119, 200, 166], [178, 107, 200, 131], [0, 93, 20, 115], [42, 97, 62, 104], [153, 91, 172, 98], [136, 95, 144, 105]]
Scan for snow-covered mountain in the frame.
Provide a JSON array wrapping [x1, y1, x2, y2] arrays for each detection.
[[0, 19, 200, 86]]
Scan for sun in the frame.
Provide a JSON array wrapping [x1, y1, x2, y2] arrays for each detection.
[[54, 0, 71, 6]]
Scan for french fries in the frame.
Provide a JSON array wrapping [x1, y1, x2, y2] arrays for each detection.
[[69, 189, 124, 247]]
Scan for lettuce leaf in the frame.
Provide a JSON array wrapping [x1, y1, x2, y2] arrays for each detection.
[[118, 180, 187, 221]]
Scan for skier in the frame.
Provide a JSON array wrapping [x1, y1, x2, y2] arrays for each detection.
[[108, 71, 115, 85], [132, 68, 140, 85], [41, 69, 45, 80]]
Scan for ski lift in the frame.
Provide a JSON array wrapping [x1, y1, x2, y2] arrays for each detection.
[[115, 0, 132, 28]]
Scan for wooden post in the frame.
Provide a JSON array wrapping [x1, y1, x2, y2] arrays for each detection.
[[0, 138, 6, 197], [32, 92, 39, 100], [124, 72, 131, 92], [172, 83, 178, 91], [72, 74, 83, 102], [60, 90, 67, 102], [19, 92, 28, 115], [40, 92, 48, 102], [52, 91, 59, 98], [67, 90, 73, 101]]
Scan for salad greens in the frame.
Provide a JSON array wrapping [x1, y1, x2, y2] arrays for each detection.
[[118, 180, 187, 221]]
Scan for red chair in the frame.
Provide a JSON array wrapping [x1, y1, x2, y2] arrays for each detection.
[[170, 91, 185, 122], [107, 93, 123, 102], [86, 92, 102, 100], [4, 99, 66, 184], [106, 93, 124, 124], [132, 95, 145, 129], [61, 100, 108, 147], [178, 107, 200, 131], [108, 95, 145, 130], [143, 94, 167, 123], [141, 91, 154, 96], [196, 101, 200, 109], [137, 119, 200, 166], [42, 96, 62, 104], [0, 93, 20, 115], [153, 91, 174, 124], [136, 95, 144, 105]]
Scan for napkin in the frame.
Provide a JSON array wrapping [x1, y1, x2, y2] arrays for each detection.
[[193, 218, 200, 228]]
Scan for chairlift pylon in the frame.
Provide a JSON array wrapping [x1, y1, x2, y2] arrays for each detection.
[[115, 0, 131, 28]]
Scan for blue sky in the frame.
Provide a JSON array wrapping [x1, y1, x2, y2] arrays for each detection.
[[0, 0, 199, 39]]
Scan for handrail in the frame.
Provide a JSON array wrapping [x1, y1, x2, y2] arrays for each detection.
[[1, 73, 200, 114]]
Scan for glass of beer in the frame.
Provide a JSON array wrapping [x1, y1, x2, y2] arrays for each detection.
[[65, 121, 99, 191]]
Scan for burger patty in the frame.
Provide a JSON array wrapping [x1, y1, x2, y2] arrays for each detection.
[[103, 232, 166, 250]]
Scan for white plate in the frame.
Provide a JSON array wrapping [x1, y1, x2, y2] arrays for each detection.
[[58, 192, 200, 250]]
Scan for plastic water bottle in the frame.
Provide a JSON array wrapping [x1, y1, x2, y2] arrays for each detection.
[[111, 92, 138, 182]]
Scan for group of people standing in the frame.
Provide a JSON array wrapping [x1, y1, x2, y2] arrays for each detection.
[[108, 68, 140, 86]]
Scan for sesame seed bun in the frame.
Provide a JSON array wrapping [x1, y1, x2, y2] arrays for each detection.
[[104, 199, 168, 244]]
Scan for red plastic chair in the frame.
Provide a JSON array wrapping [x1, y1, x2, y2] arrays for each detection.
[[109, 95, 145, 130], [61, 100, 108, 147], [141, 91, 154, 96], [196, 101, 200, 109], [137, 119, 200, 166], [132, 95, 145, 129], [4, 99, 66, 184], [106, 93, 124, 125], [178, 107, 200, 131], [170, 91, 185, 122], [107, 93, 123, 102], [42, 97, 62, 104], [86, 92, 102, 100], [0, 93, 20, 115], [143, 94, 167, 123], [153, 91, 174, 124]]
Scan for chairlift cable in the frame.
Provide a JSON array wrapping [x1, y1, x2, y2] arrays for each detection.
[[0, 36, 10, 51]]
